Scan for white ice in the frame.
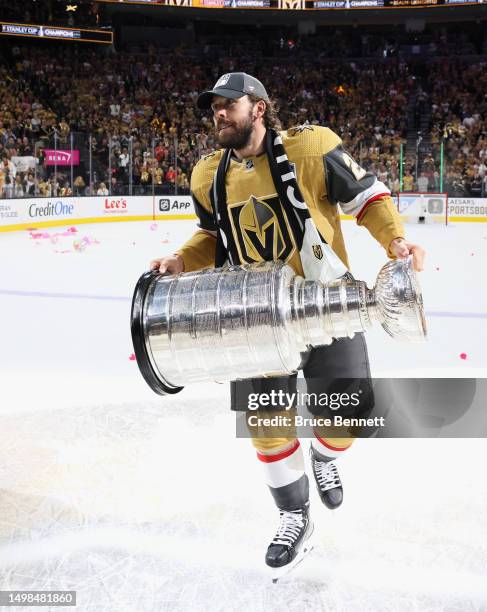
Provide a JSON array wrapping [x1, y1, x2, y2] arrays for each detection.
[[0, 219, 486, 612]]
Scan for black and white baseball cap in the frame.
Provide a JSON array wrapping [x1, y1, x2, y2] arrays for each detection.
[[197, 72, 269, 110]]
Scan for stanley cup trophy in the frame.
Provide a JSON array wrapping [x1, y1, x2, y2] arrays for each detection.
[[131, 258, 427, 396]]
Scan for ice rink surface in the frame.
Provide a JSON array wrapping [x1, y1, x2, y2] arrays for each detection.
[[1, 218, 487, 612]]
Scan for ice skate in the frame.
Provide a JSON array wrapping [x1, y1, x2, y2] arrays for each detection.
[[265, 503, 314, 583], [310, 447, 343, 509]]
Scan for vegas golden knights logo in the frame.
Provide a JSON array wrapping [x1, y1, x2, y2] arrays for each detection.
[[228, 195, 296, 264], [312, 244, 323, 260]]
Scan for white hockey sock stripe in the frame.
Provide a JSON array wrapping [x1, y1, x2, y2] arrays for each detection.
[[311, 434, 353, 460], [256, 440, 305, 489]]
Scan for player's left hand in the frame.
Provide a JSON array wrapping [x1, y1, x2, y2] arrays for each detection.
[[389, 238, 425, 272]]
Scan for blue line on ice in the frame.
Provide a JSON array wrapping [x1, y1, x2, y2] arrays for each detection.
[[0, 288, 130, 302], [1, 288, 486, 320]]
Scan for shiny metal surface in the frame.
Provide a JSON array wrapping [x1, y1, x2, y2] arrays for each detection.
[[133, 257, 427, 389], [372, 257, 428, 342]]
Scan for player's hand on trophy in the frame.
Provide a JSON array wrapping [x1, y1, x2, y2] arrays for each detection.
[[150, 254, 184, 275], [389, 238, 425, 272]]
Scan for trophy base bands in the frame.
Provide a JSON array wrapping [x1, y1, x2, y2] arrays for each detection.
[[246, 414, 386, 428], [0, 591, 76, 607]]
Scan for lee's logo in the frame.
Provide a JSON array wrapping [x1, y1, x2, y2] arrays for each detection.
[[104, 197, 128, 214]]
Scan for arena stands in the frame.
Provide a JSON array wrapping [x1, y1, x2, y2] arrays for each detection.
[[0, 24, 486, 198]]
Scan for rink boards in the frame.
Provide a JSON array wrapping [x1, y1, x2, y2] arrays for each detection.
[[1, 195, 487, 233]]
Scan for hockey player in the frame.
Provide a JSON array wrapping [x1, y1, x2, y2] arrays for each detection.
[[151, 73, 425, 577]]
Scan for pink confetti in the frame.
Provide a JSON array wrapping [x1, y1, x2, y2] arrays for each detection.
[[150, 223, 158, 231], [73, 239, 86, 252], [83, 236, 100, 245], [460, 353, 467, 360], [129, 353, 136, 361], [67, 227, 78, 233], [162, 239, 169, 243]]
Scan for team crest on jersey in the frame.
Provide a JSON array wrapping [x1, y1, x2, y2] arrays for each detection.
[[312, 244, 323, 260], [228, 195, 296, 264], [289, 124, 314, 136], [245, 159, 254, 170]]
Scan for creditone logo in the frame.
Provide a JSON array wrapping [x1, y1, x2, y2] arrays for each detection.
[[104, 197, 128, 214], [159, 198, 192, 212], [28, 200, 74, 218], [228, 195, 296, 264]]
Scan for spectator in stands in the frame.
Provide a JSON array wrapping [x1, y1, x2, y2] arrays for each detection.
[[59, 181, 73, 197], [110, 176, 124, 195], [469, 174, 483, 198], [12, 174, 24, 198], [1, 155, 16, 181], [24, 173, 36, 195], [97, 182, 109, 196], [49, 177, 60, 197], [165, 165, 176, 186], [402, 170, 415, 192], [73, 176, 86, 196], [416, 172, 429, 193], [38, 178, 50, 197]]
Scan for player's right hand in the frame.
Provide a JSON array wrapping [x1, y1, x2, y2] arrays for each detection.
[[150, 254, 184, 275]]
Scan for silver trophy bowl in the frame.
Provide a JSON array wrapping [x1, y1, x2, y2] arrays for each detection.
[[131, 258, 427, 395]]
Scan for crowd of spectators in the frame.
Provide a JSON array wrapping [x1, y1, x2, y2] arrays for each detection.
[[0, 30, 486, 200], [425, 61, 487, 197]]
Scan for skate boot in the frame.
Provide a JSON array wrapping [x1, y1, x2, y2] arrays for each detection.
[[310, 447, 343, 509], [265, 502, 314, 582]]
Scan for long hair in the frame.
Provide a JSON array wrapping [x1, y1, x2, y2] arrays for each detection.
[[248, 94, 282, 131]]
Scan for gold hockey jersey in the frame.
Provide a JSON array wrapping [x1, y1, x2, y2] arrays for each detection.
[[175, 125, 404, 275]]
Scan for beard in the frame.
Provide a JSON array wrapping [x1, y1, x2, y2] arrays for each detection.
[[215, 109, 254, 150]]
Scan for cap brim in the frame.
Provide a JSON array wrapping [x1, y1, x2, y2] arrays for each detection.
[[196, 88, 246, 110]]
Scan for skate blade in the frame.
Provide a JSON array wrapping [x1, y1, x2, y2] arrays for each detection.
[[270, 524, 315, 583]]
